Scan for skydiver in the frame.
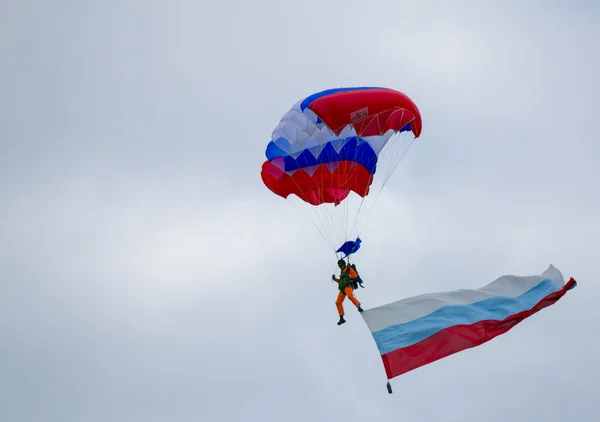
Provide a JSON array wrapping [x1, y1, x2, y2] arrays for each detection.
[[331, 259, 363, 325]]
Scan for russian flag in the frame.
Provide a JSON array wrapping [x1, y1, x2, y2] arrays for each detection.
[[361, 265, 577, 382]]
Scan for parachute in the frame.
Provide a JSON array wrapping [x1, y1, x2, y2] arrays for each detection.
[[260, 86, 422, 259]]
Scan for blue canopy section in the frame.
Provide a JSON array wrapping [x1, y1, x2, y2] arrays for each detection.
[[299, 86, 383, 111], [265, 137, 378, 174], [297, 87, 384, 124], [336, 237, 362, 258]]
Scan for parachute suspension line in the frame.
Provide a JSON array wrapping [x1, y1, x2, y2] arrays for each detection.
[[355, 131, 416, 236], [346, 191, 370, 245], [316, 135, 365, 254], [285, 195, 337, 252], [322, 153, 345, 251], [341, 131, 415, 240], [348, 132, 392, 238], [346, 137, 372, 244], [348, 185, 370, 241], [278, 153, 339, 253], [303, 128, 416, 253], [286, 171, 344, 255], [334, 128, 372, 248], [275, 133, 348, 254]]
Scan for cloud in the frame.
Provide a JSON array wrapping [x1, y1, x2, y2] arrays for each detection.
[[1, 1, 598, 421]]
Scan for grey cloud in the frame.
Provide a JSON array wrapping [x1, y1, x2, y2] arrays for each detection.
[[1, 1, 598, 421]]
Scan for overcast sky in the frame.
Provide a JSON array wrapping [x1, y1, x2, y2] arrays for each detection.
[[1, 1, 599, 421]]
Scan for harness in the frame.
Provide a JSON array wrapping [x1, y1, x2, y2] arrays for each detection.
[[341, 264, 365, 289]]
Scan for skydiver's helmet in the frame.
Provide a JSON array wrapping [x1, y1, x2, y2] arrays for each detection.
[[337, 259, 346, 268]]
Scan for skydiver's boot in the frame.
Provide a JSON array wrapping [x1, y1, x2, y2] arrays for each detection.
[[337, 315, 346, 325], [357, 306, 364, 313]]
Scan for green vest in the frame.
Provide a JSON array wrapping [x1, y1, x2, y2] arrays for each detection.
[[338, 266, 354, 291]]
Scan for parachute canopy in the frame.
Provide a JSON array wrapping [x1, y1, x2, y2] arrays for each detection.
[[261, 86, 422, 257], [361, 265, 577, 390]]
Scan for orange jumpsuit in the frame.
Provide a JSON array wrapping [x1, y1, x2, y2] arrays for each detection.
[[333, 265, 361, 316]]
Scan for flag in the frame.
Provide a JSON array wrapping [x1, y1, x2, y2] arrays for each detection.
[[361, 265, 577, 381]]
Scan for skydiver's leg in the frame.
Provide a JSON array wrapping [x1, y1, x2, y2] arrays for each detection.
[[344, 286, 360, 306], [336, 292, 346, 325], [344, 287, 363, 312], [336, 291, 346, 315]]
